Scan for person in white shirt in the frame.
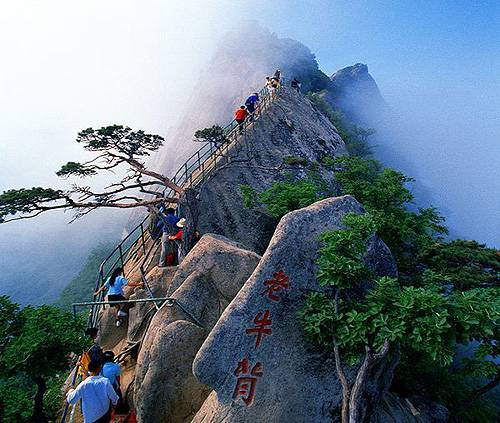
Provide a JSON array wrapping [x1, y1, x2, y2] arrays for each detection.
[[66, 360, 118, 423]]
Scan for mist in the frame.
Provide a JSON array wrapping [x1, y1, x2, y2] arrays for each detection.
[[1, 1, 498, 305], [371, 77, 499, 247], [246, 0, 500, 247], [0, 0, 241, 304]]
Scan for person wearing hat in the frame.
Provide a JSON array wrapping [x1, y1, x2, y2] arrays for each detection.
[[169, 218, 185, 263]]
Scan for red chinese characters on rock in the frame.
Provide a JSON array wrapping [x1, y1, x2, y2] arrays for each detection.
[[232, 358, 263, 406], [245, 310, 272, 348], [261, 270, 290, 302]]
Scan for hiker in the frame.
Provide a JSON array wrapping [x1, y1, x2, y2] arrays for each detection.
[[291, 77, 301, 92], [101, 351, 121, 397], [235, 105, 249, 133], [169, 218, 185, 263], [86, 327, 103, 363], [67, 360, 119, 423], [245, 93, 260, 120], [78, 327, 103, 379], [94, 267, 143, 327], [273, 69, 281, 82], [266, 76, 275, 94], [157, 207, 180, 267]]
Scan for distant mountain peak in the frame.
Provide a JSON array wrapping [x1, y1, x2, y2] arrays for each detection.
[[327, 63, 385, 124]]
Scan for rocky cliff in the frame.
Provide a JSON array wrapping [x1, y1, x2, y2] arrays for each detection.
[[91, 31, 449, 422], [326, 63, 386, 125], [152, 23, 332, 176], [180, 87, 347, 254]]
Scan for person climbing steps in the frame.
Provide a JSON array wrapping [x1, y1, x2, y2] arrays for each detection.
[[66, 360, 118, 423], [157, 206, 180, 267], [235, 105, 249, 133], [94, 267, 144, 327], [245, 92, 260, 120]]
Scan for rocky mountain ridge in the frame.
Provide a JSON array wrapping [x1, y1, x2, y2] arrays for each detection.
[[88, 83, 447, 422]]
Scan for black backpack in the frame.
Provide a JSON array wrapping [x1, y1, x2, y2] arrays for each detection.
[[148, 208, 163, 241]]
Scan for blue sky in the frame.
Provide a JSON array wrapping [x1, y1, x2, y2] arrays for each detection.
[[0, 0, 498, 304], [242, 1, 499, 92], [238, 0, 499, 245]]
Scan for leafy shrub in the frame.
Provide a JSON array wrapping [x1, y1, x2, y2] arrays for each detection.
[[283, 156, 309, 166], [307, 92, 374, 157], [300, 213, 499, 421], [300, 153, 500, 421], [0, 297, 89, 421], [240, 173, 329, 219]]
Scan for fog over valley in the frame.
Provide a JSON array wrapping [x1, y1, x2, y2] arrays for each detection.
[[1, 1, 498, 306]]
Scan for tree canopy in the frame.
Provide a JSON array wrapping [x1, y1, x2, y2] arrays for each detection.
[[300, 214, 499, 423], [0, 296, 89, 422], [194, 125, 227, 147], [0, 125, 183, 223]]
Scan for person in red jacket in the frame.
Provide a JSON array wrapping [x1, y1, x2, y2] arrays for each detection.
[[235, 105, 249, 133]]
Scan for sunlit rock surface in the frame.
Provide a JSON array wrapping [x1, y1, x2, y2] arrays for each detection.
[[134, 234, 260, 423], [181, 88, 347, 254], [192, 196, 397, 423]]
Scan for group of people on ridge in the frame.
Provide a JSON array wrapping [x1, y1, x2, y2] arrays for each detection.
[[66, 328, 128, 423], [66, 69, 307, 422], [234, 69, 283, 134]]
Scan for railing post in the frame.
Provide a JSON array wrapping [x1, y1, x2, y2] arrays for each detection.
[[119, 244, 124, 269], [140, 222, 146, 255]]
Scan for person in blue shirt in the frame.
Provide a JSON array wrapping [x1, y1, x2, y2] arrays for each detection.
[[245, 93, 260, 120], [95, 267, 143, 327], [66, 360, 118, 423], [101, 351, 121, 398], [157, 207, 180, 267]]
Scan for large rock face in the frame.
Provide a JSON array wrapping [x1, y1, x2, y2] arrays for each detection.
[[182, 87, 347, 255], [327, 63, 385, 125], [134, 234, 261, 423], [371, 393, 449, 423], [152, 23, 332, 176], [192, 196, 397, 423]]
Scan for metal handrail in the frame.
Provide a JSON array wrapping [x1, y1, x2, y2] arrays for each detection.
[[62, 78, 286, 423], [86, 79, 285, 329]]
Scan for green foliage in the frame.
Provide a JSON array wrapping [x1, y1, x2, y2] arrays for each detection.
[[302, 221, 499, 367], [0, 376, 33, 422], [0, 188, 65, 223], [393, 350, 499, 423], [316, 213, 376, 289], [0, 373, 69, 423], [0, 297, 89, 421], [194, 125, 227, 146], [43, 372, 71, 420], [0, 304, 88, 379], [307, 92, 374, 157], [418, 239, 500, 290], [326, 155, 448, 278], [55, 242, 115, 310], [240, 174, 328, 219], [77, 125, 164, 156], [239, 184, 258, 209], [300, 203, 499, 420], [0, 297, 23, 354], [257, 174, 328, 219], [283, 156, 309, 166], [56, 161, 97, 178]]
